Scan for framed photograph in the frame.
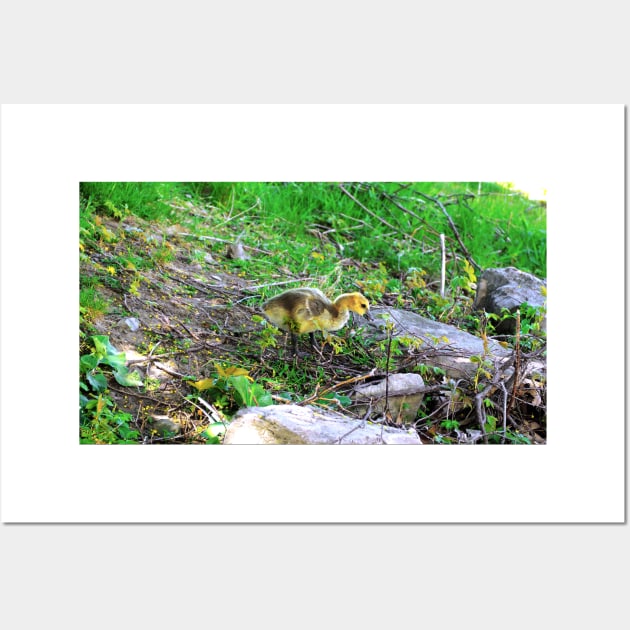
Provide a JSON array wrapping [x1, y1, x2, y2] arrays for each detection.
[[0, 104, 624, 523]]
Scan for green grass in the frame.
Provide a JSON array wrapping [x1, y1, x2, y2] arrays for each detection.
[[82, 180, 545, 276], [80, 182, 181, 221], [172, 181, 546, 278]]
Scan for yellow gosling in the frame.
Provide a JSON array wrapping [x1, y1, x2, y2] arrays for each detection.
[[262, 288, 371, 354]]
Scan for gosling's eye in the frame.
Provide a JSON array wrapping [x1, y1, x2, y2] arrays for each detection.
[[361, 303, 367, 309]]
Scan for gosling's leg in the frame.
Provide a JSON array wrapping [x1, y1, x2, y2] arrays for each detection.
[[309, 331, 330, 360], [290, 331, 299, 357]]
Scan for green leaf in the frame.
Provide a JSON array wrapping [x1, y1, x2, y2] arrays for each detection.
[[113, 367, 143, 387], [117, 424, 139, 440], [229, 375, 251, 405], [230, 375, 272, 407], [202, 422, 226, 438], [100, 352, 127, 371], [251, 385, 273, 407], [484, 415, 497, 433], [87, 371, 108, 392], [80, 354, 99, 372], [91, 335, 119, 358]]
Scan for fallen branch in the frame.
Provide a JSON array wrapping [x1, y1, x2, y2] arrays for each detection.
[[339, 184, 424, 245], [380, 191, 445, 240], [508, 310, 521, 412], [246, 278, 316, 292], [474, 358, 515, 445]]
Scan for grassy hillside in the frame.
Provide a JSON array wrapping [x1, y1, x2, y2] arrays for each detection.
[[79, 182, 546, 444]]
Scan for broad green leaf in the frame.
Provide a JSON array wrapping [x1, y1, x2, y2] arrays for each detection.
[[484, 415, 497, 433], [113, 367, 143, 387], [231, 375, 272, 407], [230, 375, 253, 406], [91, 335, 118, 358], [251, 385, 273, 407], [87, 371, 108, 392], [101, 352, 127, 370], [80, 354, 99, 372]]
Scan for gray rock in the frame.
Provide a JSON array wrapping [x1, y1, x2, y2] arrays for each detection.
[[223, 404, 422, 445], [120, 317, 140, 332], [367, 307, 510, 379], [354, 373, 425, 424], [473, 267, 546, 333]]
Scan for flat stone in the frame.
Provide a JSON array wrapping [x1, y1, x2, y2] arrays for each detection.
[[354, 373, 425, 424], [367, 307, 510, 379], [223, 404, 422, 445]]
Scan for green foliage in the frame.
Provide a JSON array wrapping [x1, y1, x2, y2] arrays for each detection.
[[191, 365, 273, 412], [485, 303, 547, 352], [230, 375, 273, 407], [79, 285, 109, 323], [440, 419, 460, 432], [252, 315, 279, 351], [81, 335, 144, 390], [518, 303, 547, 350], [80, 336, 143, 443], [80, 395, 138, 444], [80, 182, 178, 221], [484, 415, 498, 433]]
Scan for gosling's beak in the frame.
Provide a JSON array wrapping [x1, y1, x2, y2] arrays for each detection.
[[365, 309, 373, 321]]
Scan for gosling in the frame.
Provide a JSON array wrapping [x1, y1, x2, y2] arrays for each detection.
[[262, 288, 371, 355]]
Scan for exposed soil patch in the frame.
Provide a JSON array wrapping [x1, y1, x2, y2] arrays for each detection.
[[82, 215, 377, 443]]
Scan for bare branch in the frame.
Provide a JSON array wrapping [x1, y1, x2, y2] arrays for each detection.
[[413, 191, 480, 270]]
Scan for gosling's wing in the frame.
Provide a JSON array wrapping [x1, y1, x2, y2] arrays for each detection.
[[295, 293, 327, 318], [301, 288, 328, 301]]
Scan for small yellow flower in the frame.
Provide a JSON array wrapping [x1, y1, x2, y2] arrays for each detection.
[[106, 266, 116, 275]]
